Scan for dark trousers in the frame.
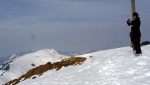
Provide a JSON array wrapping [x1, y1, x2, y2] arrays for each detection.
[[132, 35, 142, 54]]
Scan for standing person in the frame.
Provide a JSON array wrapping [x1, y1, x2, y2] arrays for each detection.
[[127, 12, 142, 56]]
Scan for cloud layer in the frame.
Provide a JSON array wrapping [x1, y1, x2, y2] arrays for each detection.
[[0, 0, 150, 57]]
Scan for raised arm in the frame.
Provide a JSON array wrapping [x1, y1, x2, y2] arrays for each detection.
[[127, 20, 133, 26]]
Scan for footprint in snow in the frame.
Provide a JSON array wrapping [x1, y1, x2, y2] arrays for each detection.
[[126, 70, 136, 74], [137, 61, 147, 66], [145, 72, 150, 77]]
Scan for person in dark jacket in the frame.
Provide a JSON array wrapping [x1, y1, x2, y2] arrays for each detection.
[[127, 12, 142, 56]]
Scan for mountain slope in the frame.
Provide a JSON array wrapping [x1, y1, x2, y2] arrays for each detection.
[[18, 45, 150, 85], [0, 49, 64, 85], [0, 50, 35, 65]]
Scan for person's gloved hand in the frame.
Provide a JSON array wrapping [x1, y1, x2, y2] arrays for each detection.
[[127, 19, 131, 22]]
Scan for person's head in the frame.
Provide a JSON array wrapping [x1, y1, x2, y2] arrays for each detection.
[[133, 12, 139, 19]]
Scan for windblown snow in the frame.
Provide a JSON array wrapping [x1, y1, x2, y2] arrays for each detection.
[[17, 45, 150, 85], [0, 49, 64, 85]]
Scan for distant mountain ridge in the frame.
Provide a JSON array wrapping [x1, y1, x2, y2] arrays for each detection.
[[0, 50, 96, 66], [0, 49, 95, 84], [0, 49, 65, 85], [0, 50, 35, 65], [58, 50, 97, 56]]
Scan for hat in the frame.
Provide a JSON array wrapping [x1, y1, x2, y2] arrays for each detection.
[[133, 12, 139, 17]]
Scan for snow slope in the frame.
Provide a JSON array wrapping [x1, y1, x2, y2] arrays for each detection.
[[0, 50, 35, 65], [0, 49, 64, 85], [18, 45, 150, 85]]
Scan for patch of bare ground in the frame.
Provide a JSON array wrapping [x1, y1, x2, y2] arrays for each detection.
[[4, 57, 86, 85]]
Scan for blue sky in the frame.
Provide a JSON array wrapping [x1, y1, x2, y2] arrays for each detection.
[[0, 0, 150, 57]]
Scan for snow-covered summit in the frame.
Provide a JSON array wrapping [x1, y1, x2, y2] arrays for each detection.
[[18, 45, 150, 85], [0, 49, 65, 85]]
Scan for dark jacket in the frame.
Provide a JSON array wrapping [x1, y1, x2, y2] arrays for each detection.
[[127, 17, 141, 36]]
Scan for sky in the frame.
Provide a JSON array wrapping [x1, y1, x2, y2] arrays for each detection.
[[0, 0, 150, 57]]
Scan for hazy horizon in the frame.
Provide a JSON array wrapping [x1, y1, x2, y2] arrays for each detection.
[[0, 0, 150, 57]]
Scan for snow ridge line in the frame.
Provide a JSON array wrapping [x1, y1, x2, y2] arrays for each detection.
[[4, 57, 87, 85]]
